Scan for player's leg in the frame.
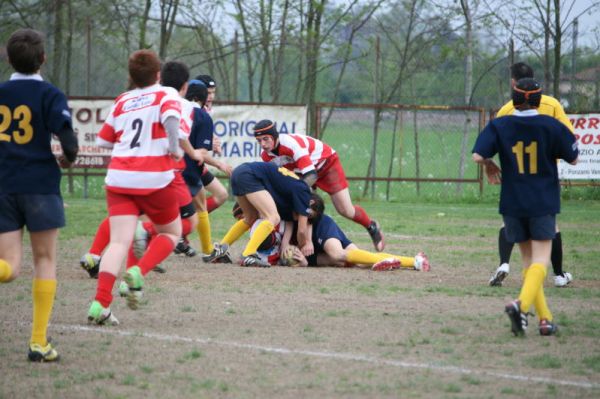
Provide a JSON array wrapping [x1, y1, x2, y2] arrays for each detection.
[[489, 224, 513, 286], [318, 156, 384, 251], [551, 224, 572, 287], [28, 228, 59, 361], [0, 230, 23, 282], [0, 194, 26, 282], [328, 189, 384, 252], [239, 191, 278, 266], [80, 217, 110, 278], [203, 171, 228, 213], [193, 188, 214, 259], [25, 193, 65, 362]]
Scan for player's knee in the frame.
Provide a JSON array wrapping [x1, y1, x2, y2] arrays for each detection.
[[268, 214, 280, 227], [214, 190, 228, 204]]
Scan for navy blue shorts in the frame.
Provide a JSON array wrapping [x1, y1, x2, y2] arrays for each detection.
[[503, 214, 556, 243], [200, 168, 215, 186], [0, 194, 65, 233], [231, 164, 264, 196]]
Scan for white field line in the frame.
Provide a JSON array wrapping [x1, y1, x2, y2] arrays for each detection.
[[54, 323, 599, 390]]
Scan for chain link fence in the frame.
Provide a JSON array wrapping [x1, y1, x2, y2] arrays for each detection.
[[315, 103, 487, 202]]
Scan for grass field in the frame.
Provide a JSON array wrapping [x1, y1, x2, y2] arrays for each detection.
[[1, 197, 599, 399]]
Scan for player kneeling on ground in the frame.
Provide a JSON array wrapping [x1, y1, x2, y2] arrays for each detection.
[[204, 162, 313, 267]]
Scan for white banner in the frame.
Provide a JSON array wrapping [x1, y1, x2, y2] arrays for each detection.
[[558, 114, 600, 179], [52, 99, 113, 167], [55, 99, 307, 169], [211, 104, 307, 168]]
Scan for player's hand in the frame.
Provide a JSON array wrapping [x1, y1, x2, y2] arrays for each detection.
[[169, 150, 183, 162], [484, 159, 501, 184], [192, 149, 205, 164], [57, 155, 73, 168], [212, 135, 222, 155], [218, 162, 233, 176], [300, 242, 314, 257]]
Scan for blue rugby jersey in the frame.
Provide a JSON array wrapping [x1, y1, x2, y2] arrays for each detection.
[[311, 214, 352, 253], [183, 106, 213, 186], [473, 111, 578, 217], [0, 74, 72, 194], [231, 162, 312, 221]]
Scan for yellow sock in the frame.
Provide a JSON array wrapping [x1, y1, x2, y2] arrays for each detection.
[[380, 253, 415, 268], [518, 263, 547, 313], [221, 219, 251, 246], [534, 286, 553, 321], [0, 259, 13, 282], [196, 211, 212, 254], [523, 265, 553, 321], [31, 279, 57, 346], [346, 249, 382, 265], [242, 220, 274, 257]]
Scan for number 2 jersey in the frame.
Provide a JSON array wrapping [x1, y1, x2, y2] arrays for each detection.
[[472, 110, 578, 217], [97, 84, 182, 194], [0, 73, 72, 194]]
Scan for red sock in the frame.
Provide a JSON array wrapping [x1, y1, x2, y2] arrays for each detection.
[[138, 234, 175, 275], [352, 205, 372, 228], [95, 271, 116, 308], [182, 218, 192, 237], [206, 197, 219, 213], [126, 246, 138, 269], [89, 218, 110, 255], [143, 221, 157, 237]]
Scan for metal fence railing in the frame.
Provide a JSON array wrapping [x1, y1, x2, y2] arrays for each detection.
[[315, 103, 487, 201]]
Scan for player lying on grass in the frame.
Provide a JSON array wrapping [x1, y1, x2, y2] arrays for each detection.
[[279, 194, 430, 271], [204, 161, 313, 267], [79, 61, 204, 278], [229, 196, 430, 271], [253, 119, 385, 252], [472, 78, 578, 337], [0, 28, 79, 362]]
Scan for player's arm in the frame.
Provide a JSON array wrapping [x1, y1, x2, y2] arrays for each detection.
[[297, 215, 314, 256], [301, 170, 318, 187], [164, 116, 183, 160], [56, 122, 79, 167], [179, 138, 204, 163], [202, 152, 233, 176]]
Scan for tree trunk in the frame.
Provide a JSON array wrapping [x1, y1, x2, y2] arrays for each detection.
[[458, 0, 473, 194], [139, 0, 152, 49], [552, 0, 561, 99]]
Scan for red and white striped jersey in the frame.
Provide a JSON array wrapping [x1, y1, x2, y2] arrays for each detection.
[[260, 134, 336, 176], [174, 97, 194, 171], [97, 84, 181, 194]]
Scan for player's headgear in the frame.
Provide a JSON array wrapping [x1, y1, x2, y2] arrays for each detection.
[[186, 80, 208, 104], [253, 119, 279, 140], [195, 74, 216, 88], [510, 62, 534, 81], [512, 78, 542, 108]]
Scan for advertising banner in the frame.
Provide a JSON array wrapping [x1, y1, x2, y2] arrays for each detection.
[[55, 99, 307, 170], [211, 104, 307, 168], [558, 114, 600, 179]]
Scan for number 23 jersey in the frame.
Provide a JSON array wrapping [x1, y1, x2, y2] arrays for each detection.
[[97, 84, 182, 194], [0, 74, 72, 194]]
